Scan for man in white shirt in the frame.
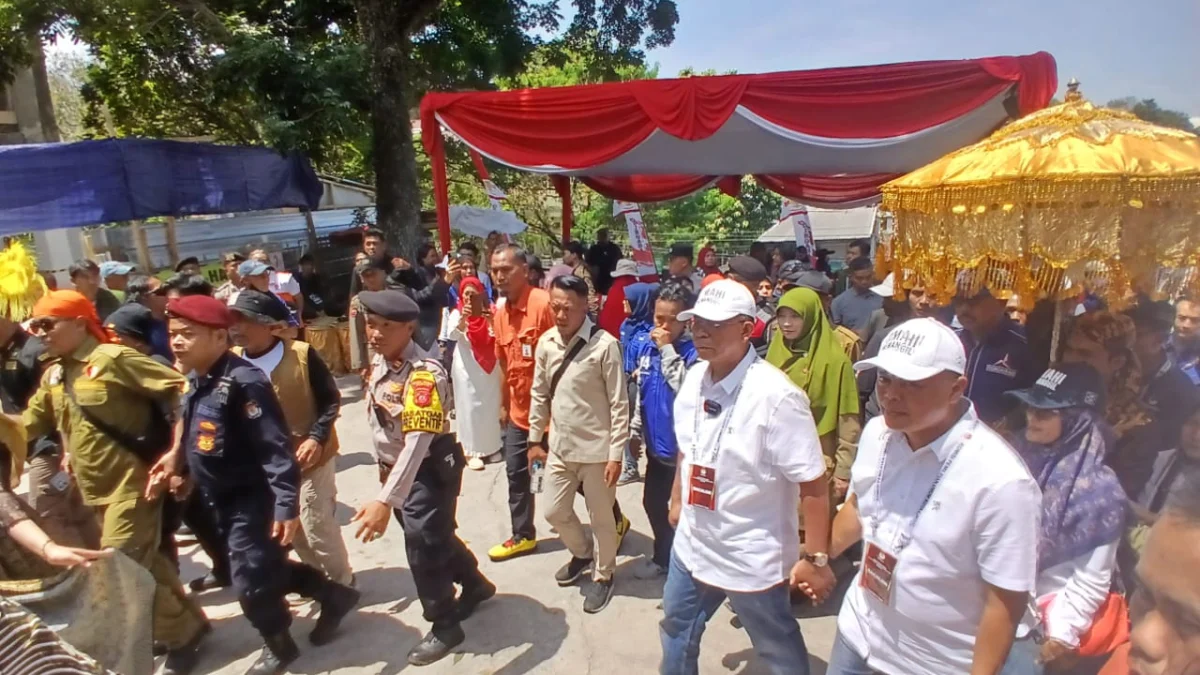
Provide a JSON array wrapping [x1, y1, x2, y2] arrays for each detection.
[[825, 317, 1041, 675], [660, 279, 833, 675]]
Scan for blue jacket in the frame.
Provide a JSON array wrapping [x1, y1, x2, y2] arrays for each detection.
[[635, 337, 697, 464]]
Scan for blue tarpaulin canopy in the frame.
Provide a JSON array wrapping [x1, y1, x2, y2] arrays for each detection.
[[0, 138, 323, 236]]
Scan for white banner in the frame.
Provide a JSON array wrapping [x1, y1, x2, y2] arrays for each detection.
[[780, 198, 815, 253], [613, 201, 657, 278]]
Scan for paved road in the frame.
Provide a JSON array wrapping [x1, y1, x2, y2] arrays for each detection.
[[187, 379, 841, 674]]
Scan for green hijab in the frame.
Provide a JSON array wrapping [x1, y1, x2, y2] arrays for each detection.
[[766, 288, 860, 436]]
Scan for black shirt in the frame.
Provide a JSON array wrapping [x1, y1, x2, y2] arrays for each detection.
[[0, 329, 43, 414]]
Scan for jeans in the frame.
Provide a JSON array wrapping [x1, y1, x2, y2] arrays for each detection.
[[999, 636, 1043, 675], [826, 632, 876, 675], [660, 554, 809, 675], [643, 454, 675, 567], [503, 423, 536, 540], [622, 442, 640, 477]]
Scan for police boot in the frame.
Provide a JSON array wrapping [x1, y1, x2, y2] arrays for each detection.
[[244, 631, 299, 675], [309, 581, 361, 646], [407, 623, 465, 667]]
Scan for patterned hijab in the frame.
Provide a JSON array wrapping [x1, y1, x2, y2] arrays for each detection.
[[1069, 311, 1150, 438], [1013, 408, 1126, 570]]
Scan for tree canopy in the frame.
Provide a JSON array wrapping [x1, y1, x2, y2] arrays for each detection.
[[1106, 97, 1197, 133]]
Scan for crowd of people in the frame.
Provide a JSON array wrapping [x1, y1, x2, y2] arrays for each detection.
[[1, 228, 1200, 675]]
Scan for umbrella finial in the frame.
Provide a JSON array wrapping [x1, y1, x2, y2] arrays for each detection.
[[1065, 78, 1082, 102]]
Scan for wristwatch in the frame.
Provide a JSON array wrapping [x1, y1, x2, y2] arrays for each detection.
[[805, 552, 830, 568]]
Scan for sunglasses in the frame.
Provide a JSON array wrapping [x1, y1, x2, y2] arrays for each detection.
[[29, 317, 66, 334]]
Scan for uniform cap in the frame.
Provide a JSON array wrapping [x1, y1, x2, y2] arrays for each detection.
[[678, 279, 757, 323], [668, 242, 694, 260], [174, 256, 200, 272], [358, 289, 419, 322], [167, 294, 235, 329], [854, 317, 966, 380], [222, 251, 247, 264], [231, 289, 292, 323], [726, 255, 768, 283], [104, 303, 155, 342], [793, 270, 833, 296], [99, 261, 136, 278], [1005, 362, 1107, 411]]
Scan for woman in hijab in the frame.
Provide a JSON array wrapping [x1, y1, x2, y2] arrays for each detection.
[[697, 245, 720, 277], [766, 288, 860, 500], [1001, 362, 1128, 674], [618, 282, 659, 485], [446, 277, 503, 471]]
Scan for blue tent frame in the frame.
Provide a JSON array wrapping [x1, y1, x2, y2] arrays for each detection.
[[0, 138, 322, 236]]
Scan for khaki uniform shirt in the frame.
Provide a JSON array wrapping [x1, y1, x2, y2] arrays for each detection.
[[365, 342, 451, 509], [23, 337, 185, 505], [528, 318, 630, 463]]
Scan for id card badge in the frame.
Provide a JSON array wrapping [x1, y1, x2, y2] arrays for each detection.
[[521, 343, 533, 359], [687, 464, 717, 510], [860, 541, 898, 605]]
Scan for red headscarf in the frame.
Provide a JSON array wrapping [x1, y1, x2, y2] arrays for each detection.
[[32, 290, 115, 344], [456, 277, 497, 373], [698, 246, 720, 276], [598, 275, 636, 337]]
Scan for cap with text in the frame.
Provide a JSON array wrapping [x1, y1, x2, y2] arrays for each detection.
[[677, 279, 756, 323], [1005, 362, 1106, 411], [853, 317, 966, 381]]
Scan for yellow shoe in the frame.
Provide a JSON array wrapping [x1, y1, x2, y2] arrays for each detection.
[[616, 514, 631, 552], [488, 536, 537, 561]]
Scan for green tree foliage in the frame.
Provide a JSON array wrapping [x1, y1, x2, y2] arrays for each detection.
[[1107, 97, 1197, 133]]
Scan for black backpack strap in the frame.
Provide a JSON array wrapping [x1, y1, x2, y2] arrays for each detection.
[[549, 325, 601, 401]]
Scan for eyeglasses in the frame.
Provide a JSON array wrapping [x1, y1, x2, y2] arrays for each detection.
[[689, 317, 739, 333], [29, 317, 64, 334]]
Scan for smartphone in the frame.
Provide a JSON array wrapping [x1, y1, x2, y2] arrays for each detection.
[[469, 292, 484, 316]]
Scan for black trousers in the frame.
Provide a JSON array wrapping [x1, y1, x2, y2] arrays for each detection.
[[160, 490, 231, 583], [216, 492, 329, 637], [643, 454, 676, 568], [391, 437, 484, 630]]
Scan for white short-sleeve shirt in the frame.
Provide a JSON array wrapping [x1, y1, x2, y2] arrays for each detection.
[[837, 405, 1041, 675], [672, 347, 826, 593]]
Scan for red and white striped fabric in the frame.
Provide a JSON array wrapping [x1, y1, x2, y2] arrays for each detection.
[[420, 53, 1057, 251]]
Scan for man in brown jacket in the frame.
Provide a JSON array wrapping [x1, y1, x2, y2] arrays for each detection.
[[230, 289, 353, 586]]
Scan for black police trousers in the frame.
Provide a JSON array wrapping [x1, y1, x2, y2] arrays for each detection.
[[389, 436, 485, 630], [216, 491, 330, 637], [161, 490, 230, 583]]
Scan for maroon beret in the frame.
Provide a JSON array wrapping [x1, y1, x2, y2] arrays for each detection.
[[167, 295, 235, 329]]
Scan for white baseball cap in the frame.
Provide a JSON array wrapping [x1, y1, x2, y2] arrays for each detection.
[[678, 279, 756, 322], [612, 259, 639, 278], [870, 273, 895, 298], [853, 317, 966, 381]]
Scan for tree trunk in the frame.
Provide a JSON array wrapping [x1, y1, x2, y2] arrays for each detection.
[[355, 0, 433, 259]]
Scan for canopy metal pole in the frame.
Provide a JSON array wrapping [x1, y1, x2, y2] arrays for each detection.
[[130, 220, 152, 271], [164, 216, 180, 267]]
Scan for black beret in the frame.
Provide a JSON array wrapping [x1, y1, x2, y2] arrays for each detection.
[[727, 255, 768, 283], [231, 289, 292, 323], [358, 289, 419, 322], [105, 303, 155, 342], [174, 256, 200, 272], [668, 242, 694, 259]]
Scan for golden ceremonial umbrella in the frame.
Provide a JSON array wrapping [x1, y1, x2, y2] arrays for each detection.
[[879, 81, 1200, 305]]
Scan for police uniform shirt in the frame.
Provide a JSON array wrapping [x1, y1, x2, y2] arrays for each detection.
[[957, 318, 1037, 424], [183, 352, 301, 523], [366, 341, 452, 509]]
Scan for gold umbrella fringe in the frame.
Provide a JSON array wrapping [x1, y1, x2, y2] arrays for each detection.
[[882, 177, 1200, 214]]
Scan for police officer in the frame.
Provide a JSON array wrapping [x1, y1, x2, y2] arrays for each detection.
[[149, 295, 359, 675], [350, 289, 495, 666]]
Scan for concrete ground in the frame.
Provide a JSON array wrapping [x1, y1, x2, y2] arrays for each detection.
[[185, 379, 841, 674]]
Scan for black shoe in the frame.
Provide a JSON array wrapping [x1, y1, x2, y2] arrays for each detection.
[[309, 582, 361, 646], [407, 625, 465, 666], [554, 557, 593, 587], [244, 631, 299, 675], [456, 578, 497, 621], [162, 626, 209, 675], [188, 573, 230, 593], [583, 578, 614, 614]]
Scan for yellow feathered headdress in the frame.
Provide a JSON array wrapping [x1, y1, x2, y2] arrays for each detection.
[[0, 240, 47, 322]]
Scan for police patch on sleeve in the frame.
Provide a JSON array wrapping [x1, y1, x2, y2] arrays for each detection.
[[401, 370, 443, 433]]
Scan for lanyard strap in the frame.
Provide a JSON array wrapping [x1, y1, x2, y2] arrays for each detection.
[[691, 365, 749, 466], [868, 422, 976, 553]]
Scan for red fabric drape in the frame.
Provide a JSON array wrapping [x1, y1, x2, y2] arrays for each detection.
[[580, 175, 718, 203], [550, 175, 573, 245], [755, 173, 901, 206], [469, 148, 491, 181], [421, 113, 453, 255]]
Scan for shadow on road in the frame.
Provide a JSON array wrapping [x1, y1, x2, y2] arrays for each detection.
[[458, 592, 570, 675], [723, 648, 830, 674]]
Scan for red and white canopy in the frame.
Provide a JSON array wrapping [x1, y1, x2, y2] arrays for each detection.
[[420, 52, 1057, 252]]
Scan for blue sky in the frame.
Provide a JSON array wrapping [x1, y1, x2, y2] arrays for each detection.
[[646, 0, 1200, 116]]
